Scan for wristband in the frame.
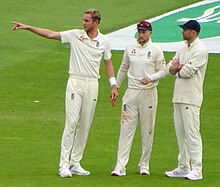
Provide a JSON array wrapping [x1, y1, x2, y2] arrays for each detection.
[[109, 77, 116, 87]]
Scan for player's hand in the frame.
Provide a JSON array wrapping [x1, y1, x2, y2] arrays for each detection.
[[171, 58, 182, 68], [11, 21, 28, 31], [140, 76, 151, 85], [169, 58, 183, 75], [110, 85, 118, 107]]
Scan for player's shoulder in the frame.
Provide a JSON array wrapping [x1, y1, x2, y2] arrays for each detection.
[[197, 39, 208, 53], [190, 39, 208, 55], [150, 41, 163, 53], [97, 31, 109, 42], [150, 42, 160, 49]]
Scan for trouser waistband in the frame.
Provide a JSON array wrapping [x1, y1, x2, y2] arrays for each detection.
[[69, 75, 98, 81]]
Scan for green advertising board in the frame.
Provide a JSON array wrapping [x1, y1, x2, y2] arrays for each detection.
[[108, 0, 220, 53]]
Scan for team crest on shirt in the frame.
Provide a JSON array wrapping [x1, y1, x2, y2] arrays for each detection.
[[131, 49, 136, 55], [79, 35, 85, 40]]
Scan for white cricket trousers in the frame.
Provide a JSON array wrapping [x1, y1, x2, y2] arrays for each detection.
[[59, 76, 98, 168], [173, 103, 202, 173], [115, 87, 158, 170]]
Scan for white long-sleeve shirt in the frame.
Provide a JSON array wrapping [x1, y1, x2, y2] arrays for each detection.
[[167, 38, 208, 107], [117, 39, 166, 89]]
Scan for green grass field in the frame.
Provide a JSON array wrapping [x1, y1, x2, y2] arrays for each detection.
[[0, 0, 220, 186]]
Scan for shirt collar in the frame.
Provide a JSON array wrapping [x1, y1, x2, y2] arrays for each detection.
[[185, 37, 200, 47], [82, 29, 100, 41]]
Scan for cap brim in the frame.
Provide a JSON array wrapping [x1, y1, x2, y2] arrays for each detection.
[[179, 25, 188, 30], [137, 26, 151, 30]]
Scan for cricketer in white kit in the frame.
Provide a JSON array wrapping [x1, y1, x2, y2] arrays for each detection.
[[12, 8, 118, 178], [164, 20, 208, 181], [111, 20, 166, 176]]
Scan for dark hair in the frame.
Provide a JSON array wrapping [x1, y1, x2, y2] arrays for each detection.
[[84, 9, 101, 24]]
